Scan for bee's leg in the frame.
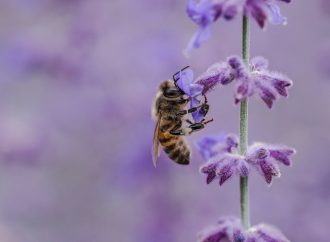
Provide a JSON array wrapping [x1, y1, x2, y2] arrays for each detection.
[[171, 118, 213, 135], [169, 120, 192, 136], [176, 98, 209, 116], [169, 127, 193, 136], [176, 105, 201, 116], [185, 119, 193, 124], [173, 66, 190, 82], [188, 118, 213, 133]]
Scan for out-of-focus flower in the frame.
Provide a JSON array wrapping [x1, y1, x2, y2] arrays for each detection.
[[184, 0, 221, 56], [185, 0, 290, 54], [198, 216, 245, 242], [318, 51, 330, 78], [175, 68, 206, 122], [196, 133, 239, 159], [0, 42, 84, 81], [198, 217, 290, 242], [321, 0, 330, 15], [0, 116, 48, 166], [196, 56, 293, 108], [197, 133, 295, 186]]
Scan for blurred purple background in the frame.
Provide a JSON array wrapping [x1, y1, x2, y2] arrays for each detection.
[[0, 1, 329, 242]]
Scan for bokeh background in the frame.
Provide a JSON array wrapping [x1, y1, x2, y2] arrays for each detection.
[[0, 1, 329, 242]]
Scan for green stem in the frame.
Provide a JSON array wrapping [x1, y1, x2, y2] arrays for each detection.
[[240, 14, 250, 229]]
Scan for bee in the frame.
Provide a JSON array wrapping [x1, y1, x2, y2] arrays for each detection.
[[152, 67, 213, 167]]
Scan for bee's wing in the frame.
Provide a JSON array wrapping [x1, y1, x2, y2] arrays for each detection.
[[152, 115, 161, 167]]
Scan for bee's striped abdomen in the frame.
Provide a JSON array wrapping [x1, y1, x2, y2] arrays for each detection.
[[158, 131, 190, 165]]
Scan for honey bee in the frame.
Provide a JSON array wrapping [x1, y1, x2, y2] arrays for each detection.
[[152, 67, 213, 167]]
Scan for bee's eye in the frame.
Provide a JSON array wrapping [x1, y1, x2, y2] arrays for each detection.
[[164, 88, 182, 98]]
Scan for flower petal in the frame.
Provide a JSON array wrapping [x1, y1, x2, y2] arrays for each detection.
[[245, 0, 268, 28], [247, 223, 290, 242], [260, 159, 281, 184], [200, 162, 218, 184], [176, 68, 194, 95], [266, 1, 287, 25], [191, 96, 204, 122], [255, 80, 277, 109], [269, 146, 296, 166], [196, 61, 234, 94], [251, 56, 269, 71]]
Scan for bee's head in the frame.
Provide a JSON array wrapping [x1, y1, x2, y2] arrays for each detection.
[[160, 80, 185, 99]]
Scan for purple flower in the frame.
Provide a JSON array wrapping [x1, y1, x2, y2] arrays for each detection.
[[196, 62, 235, 94], [245, 143, 296, 184], [185, 0, 290, 54], [184, 0, 242, 55], [184, 0, 218, 56], [196, 56, 293, 108], [244, 0, 289, 28], [232, 56, 293, 108], [198, 217, 290, 242], [197, 133, 295, 186], [175, 68, 205, 122], [246, 224, 290, 242], [198, 216, 246, 242], [199, 134, 249, 186]]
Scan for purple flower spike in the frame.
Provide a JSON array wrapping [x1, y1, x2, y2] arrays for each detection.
[[198, 217, 245, 242], [247, 224, 290, 242], [175, 67, 205, 122]]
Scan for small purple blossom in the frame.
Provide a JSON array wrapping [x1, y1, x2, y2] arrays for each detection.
[[197, 133, 295, 186], [198, 217, 290, 242], [196, 56, 293, 108], [196, 133, 239, 160], [196, 62, 235, 94], [175, 68, 205, 122], [198, 216, 246, 242], [185, 0, 290, 54], [246, 224, 290, 242], [184, 0, 218, 56], [198, 134, 249, 186], [245, 0, 289, 28], [246, 143, 296, 184]]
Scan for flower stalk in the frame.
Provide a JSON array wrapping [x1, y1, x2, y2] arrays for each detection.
[[240, 14, 250, 229]]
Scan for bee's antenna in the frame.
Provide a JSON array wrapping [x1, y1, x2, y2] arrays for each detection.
[[203, 118, 214, 125], [173, 66, 190, 82], [203, 94, 208, 103]]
